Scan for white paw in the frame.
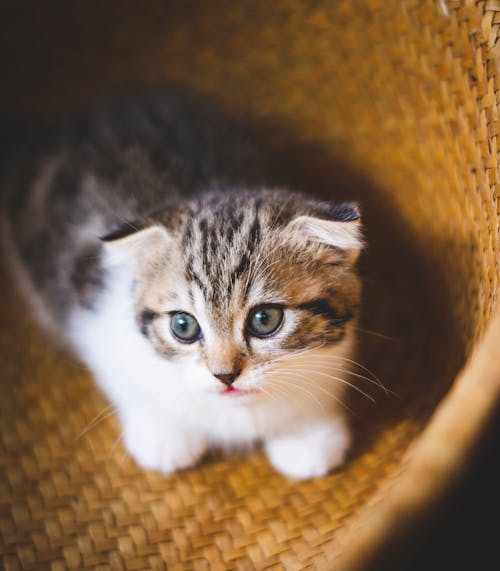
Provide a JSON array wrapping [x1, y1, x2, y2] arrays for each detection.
[[122, 420, 208, 474], [264, 418, 351, 479]]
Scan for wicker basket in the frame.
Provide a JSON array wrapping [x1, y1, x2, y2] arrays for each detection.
[[1, 1, 499, 569]]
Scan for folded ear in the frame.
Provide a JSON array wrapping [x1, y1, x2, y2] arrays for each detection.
[[101, 224, 172, 269], [288, 203, 363, 264]]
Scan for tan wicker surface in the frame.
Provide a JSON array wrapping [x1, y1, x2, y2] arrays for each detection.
[[1, 1, 499, 569]]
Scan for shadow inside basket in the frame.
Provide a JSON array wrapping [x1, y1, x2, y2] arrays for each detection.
[[269, 137, 467, 454]]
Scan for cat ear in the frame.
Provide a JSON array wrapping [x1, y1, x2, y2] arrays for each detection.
[[289, 203, 363, 264], [100, 224, 171, 268]]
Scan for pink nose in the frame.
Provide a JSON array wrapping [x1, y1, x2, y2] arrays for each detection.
[[213, 371, 241, 386]]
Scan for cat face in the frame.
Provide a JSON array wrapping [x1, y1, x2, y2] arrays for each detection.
[[102, 190, 362, 403]]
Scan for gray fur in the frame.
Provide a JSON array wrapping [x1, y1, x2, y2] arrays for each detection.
[[2, 92, 272, 323]]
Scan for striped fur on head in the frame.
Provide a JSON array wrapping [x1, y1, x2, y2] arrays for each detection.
[[103, 188, 363, 377]]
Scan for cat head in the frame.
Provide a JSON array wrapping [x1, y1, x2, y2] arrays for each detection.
[[101, 189, 363, 404]]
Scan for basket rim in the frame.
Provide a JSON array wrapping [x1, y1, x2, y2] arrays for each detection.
[[329, 298, 500, 570]]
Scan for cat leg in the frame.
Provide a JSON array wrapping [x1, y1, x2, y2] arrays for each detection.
[[264, 416, 351, 479], [119, 406, 209, 474]]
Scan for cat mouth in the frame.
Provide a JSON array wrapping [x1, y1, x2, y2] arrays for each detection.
[[221, 386, 258, 398]]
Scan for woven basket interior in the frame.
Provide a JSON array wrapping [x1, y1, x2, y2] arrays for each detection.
[[1, 1, 499, 570]]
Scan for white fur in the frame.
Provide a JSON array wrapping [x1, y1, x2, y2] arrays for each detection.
[[291, 215, 363, 251], [104, 225, 172, 268], [265, 417, 351, 479], [68, 266, 354, 479]]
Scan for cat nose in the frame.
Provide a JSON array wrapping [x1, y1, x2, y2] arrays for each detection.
[[213, 370, 241, 386]]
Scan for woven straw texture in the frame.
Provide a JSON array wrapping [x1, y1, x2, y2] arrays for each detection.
[[1, 1, 499, 569]]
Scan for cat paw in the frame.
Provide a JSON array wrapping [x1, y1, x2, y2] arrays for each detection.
[[264, 418, 351, 479], [123, 422, 208, 474]]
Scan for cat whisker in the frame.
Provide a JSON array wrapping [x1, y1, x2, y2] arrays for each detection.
[[283, 359, 392, 396], [269, 367, 331, 399], [316, 355, 392, 395], [109, 431, 124, 456], [270, 340, 328, 363], [75, 404, 116, 441], [261, 369, 307, 403], [317, 353, 382, 381], [259, 381, 294, 410], [269, 341, 388, 393], [114, 215, 140, 232], [281, 350, 387, 392], [275, 366, 376, 403], [258, 383, 283, 405], [350, 326, 396, 341], [264, 373, 326, 412], [118, 446, 129, 468], [270, 369, 353, 413], [263, 383, 301, 407]]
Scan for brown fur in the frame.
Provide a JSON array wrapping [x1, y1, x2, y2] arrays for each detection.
[[106, 189, 363, 379]]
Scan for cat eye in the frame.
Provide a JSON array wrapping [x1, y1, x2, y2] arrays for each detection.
[[247, 305, 284, 338], [170, 312, 201, 343]]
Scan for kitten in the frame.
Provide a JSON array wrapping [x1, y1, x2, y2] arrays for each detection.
[[1, 92, 363, 479]]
